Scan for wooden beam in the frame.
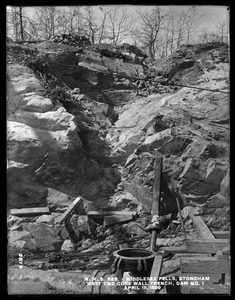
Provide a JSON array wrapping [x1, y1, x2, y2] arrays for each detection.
[[147, 255, 163, 294], [87, 211, 136, 217], [185, 239, 230, 254], [103, 215, 133, 226], [160, 246, 187, 254], [55, 197, 83, 224], [212, 231, 230, 239], [10, 207, 50, 216], [152, 156, 162, 216], [188, 207, 215, 240], [180, 257, 230, 274]]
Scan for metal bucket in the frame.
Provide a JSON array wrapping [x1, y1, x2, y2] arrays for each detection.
[[112, 248, 155, 277]]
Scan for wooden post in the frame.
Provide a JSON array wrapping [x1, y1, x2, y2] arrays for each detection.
[[64, 215, 80, 244], [152, 156, 162, 217], [147, 255, 163, 294], [149, 156, 162, 252], [55, 197, 83, 224]]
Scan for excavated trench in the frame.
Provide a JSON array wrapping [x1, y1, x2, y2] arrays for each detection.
[[7, 41, 230, 294]]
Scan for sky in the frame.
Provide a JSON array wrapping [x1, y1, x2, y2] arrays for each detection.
[[6, 5, 229, 43], [7, 5, 229, 28]]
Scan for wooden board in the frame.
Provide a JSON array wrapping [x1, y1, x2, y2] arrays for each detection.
[[181, 257, 230, 274], [152, 156, 162, 216], [103, 215, 133, 226], [55, 197, 83, 224], [212, 231, 230, 239], [87, 210, 136, 217], [10, 207, 50, 216], [188, 207, 215, 240], [160, 246, 187, 254], [185, 239, 230, 254], [147, 255, 163, 294]]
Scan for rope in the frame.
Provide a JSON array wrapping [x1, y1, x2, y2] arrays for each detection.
[[44, 60, 229, 95]]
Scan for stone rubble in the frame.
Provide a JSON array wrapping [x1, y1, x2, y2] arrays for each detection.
[[7, 39, 229, 294]]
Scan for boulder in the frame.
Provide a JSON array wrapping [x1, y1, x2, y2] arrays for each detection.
[[178, 158, 227, 198], [21, 222, 63, 252], [12, 107, 79, 132], [20, 94, 53, 113], [123, 180, 153, 212], [109, 191, 139, 210], [157, 136, 192, 156], [8, 230, 31, 250], [61, 239, 76, 252], [46, 188, 74, 211], [7, 215, 23, 227], [103, 167, 121, 185], [137, 128, 172, 153], [36, 214, 56, 224], [207, 194, 228, 208], [8, 179, 48, 208]]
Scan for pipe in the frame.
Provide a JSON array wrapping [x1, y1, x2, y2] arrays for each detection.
[[149, 229, 157, 252]]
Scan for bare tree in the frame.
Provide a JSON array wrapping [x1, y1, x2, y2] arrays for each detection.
[[34, 6, 59, 39], [97, 6, 109, 44], [216, 20, 227, 43], [175, 10, 188, 47], [137, 6, 163, 60], [57, 6, 84, 35], [106, 5, 134, 45], [82, 6, 99, 44], [7, 6, 25, 41], [185, 6, 204, 44], [197, 27, 221, 44]]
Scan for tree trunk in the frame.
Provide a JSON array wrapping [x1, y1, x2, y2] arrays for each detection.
[[19, 6, 24, 40]]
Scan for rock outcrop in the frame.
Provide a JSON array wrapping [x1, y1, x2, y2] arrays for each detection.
[[7, 63, 120, 210], [7, 40, 229, 256]]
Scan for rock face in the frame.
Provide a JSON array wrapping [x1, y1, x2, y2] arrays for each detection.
[[7, 63, 120, 209], [107, 47, 229, 213], [7, 41, 229, 255], [151, 42, 229, 84]]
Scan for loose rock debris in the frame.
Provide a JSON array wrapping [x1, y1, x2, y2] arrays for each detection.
[[7, 37, 229, 294]]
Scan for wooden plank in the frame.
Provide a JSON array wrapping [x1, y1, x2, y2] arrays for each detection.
[[188, 207, 215, 239], [181, 257, 230, 274], [55, 197, 83, 224], [103, 215, 133, 226], [185, 239, 230, 254], [152, 156, 162, 216], [10, 207, 50, 216], [212, 231, 230, 239], [87, 210, 136, 217], [160, 246, 187, 254], [147, 255, 163, 294]]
